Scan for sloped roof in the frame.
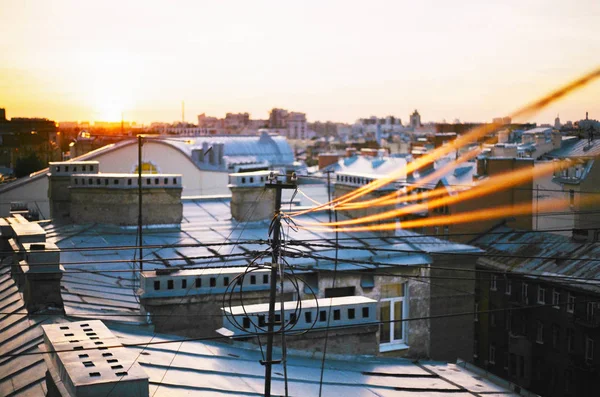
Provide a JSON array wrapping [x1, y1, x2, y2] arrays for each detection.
[[545, 137, 600, 159], [472, 225, 600, 294]]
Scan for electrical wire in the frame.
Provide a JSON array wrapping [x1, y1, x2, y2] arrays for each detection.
[[5, 296, 598, 359]]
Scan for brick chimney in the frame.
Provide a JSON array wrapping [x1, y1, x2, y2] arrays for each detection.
[[229, 171, 276, 222], [47, 161, 99, 222]]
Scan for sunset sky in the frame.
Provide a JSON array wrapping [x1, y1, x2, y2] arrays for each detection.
[[1, 0, 599, 125]]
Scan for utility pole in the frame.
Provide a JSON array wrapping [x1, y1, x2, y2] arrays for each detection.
[[137, 134, 143, 272], [263, 173, 296, 397]]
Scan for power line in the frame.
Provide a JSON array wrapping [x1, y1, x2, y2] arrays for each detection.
[[4, 296, 598, 359]]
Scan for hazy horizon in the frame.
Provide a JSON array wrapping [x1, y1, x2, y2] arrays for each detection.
[[1, 0, 599, 125]]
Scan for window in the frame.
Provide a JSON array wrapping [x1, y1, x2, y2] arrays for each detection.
[[552, 290, 560, 308], [167, 280, 173, 290], [223, 277, 229, 286], [263, 274, 269, 284], [505, 279, 512, 296], [319, 311, 327, 322], [490, 275, 497, 291], [587, 302, 596, 322], [128, 179, 132, 186], [348, 308, 355, 319], [114, 179, 119, 185], [83, 165, 87, 171], [474, 302, 479, 322], [146, 178, 151, 185], [241, 177, 246, 183], [567, 328, 574, 352], [443, 225, 449, 237], [569, 189, 575, 206], [567, 293, 575, 313], [154, 178, 159, 185], [210, 277, 216, 287], [489, 345, 496, 365], [181, 279, 187, 289], [164, 178, 168, 184], [522, 282, 529, 304], [305, 312, 312, 323], [243, 317, 250, 329], [537, 286, 546, 304], [258, 315, 265, 327], [325, 286, 355, 298], [552, 324, 559, 348], [536, 321, 544, 344], [195, 278, 202, 288], [586, 337, 594, 362], [154, 281, 160, 290], [250, 275, 256, 285], [333, 309, 340, 320], [173, 177, 177, 184], [505, 309, 512, 331], [362, 307, 370, 318], [379, 283, 407, 347]]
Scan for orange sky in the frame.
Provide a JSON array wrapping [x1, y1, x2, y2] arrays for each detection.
[[1, 0, 599, 124]]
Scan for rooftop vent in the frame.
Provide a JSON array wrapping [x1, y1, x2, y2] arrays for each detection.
[[41, 320, 149, 397]]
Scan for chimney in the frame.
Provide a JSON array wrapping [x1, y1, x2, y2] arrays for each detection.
[[229, 171, 276, 222], [551, 130, 562, 149], [47, 161, 99, 222], [42, 320, 149, 397], [7, 219, 64, 312]]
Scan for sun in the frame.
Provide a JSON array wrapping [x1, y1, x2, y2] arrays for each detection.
[[89, 70, 134, 122]]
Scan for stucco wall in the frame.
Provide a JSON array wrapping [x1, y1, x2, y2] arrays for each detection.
[[85, 141, 228, 197]]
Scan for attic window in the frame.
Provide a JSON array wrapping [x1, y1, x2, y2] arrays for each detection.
[[362, 307, 370, 318], [154, 281, 160, 290], [89, 372, 101, 377], [250, 177, 254, 183], [107, 359, 118, 363], [78, 354, 89, 358], [128, 179, 132, 185], [147, 178, 151, 185], [195, 278, 202, 288], [114, 179, 119, 185], [155, 178, 159, 184], [305, 312, 313, 323], [56, 166, 61, 172], [167, 280, 174, 290], [223, 277, 229, 286], [164, 178, 168, 184], [65, 166, 69, 172], [173, 177, 177, 184], [181, 279, 187, 289], [96, 178, 101, 185], [348, 308, 355, 319], [102, 353, 113, 357], [319, 311, 327, 322], [333, 309, 340, 320], [241, 177, 246, 183], [210, 277, 216, 287], [263, 275, 269, 284], [250, 275, 256, 284], [115, 372, 128, 377], [60, 326, 69, 330], [83, 361, 95, 367], [243, 317, 250, 329]]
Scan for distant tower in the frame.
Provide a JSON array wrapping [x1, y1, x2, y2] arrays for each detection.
[[554, 114, 561, 129], [375, 123, 382, 146], [586, 111, 589, 120], [409, 110, 421, 129]]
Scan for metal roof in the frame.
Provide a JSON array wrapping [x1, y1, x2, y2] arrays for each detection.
[[545, 137, 600, 159], [472, 225, 600, 293]]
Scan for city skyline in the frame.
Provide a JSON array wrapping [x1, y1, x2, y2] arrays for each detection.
[[1, 0, 599, 125]]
